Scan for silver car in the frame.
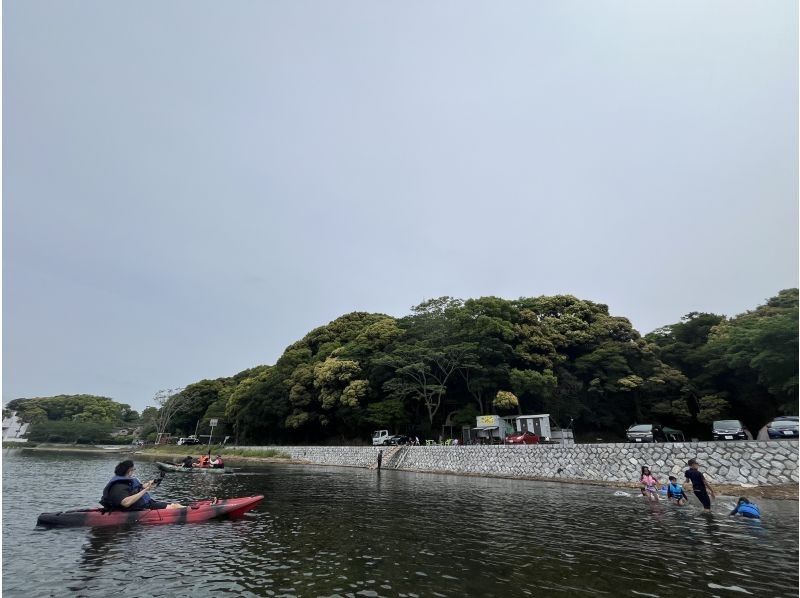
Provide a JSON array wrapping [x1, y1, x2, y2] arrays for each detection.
[[626, 424, 656, 443]]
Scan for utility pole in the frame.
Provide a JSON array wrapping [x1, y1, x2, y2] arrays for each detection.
[[207, 418, 218, 455]]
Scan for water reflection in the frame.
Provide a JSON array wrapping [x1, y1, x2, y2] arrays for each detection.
[[2, 450, 798, 597]]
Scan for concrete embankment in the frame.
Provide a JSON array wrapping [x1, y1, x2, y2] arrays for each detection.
[[11, 441, 798, 498], [232, 441, 799, 489]]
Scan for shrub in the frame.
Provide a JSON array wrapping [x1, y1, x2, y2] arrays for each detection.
[[27, 420, 113, 444]]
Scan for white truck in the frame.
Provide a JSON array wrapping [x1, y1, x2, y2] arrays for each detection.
[[372, 430, 390, 445]]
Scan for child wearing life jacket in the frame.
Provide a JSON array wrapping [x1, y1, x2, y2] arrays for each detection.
[[730, 497, 761, 519], [195, 454, 210, 468], [639, 466, 660, 502], [666, 475, 688, 506]]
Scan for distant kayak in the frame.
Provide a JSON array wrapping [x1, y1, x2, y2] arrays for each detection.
[[155, 462, 230, 474], [36, 495, 263, 527]]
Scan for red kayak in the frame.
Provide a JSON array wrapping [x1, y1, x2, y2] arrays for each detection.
[[36, 495, 263, 528]]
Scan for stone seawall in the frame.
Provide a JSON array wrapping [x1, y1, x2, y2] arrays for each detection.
[[234, 441, 798, 486]]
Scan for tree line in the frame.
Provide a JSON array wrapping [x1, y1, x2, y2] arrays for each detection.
[[161, 289, 799, 444], [7, 290, 797, 445], [4, 394, 140, 444]]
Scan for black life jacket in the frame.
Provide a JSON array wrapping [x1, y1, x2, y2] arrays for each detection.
[[100, 476, 153, 510]]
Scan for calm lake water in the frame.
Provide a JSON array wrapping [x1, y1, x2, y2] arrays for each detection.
[[2, 449, 798, 597]]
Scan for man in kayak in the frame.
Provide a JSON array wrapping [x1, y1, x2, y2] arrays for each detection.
[[101, 460, 185, 511], [180, 455, 194, 468]]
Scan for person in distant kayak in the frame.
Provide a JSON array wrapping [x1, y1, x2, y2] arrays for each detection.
[[730, 497, 761, 519], [101, 460, 184, 511], [684, 458, 716, 512], [180, 455, 194, 468], [666, 476, 688, 506], [195, 454, 210, 468], [210, 454, 224, 469], [639, 466, 660, 501]]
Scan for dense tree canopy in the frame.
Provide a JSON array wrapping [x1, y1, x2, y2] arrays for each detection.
[[646, 289, 799, 432], [11, 290, 796, 444], [176, 290, 795, 443], [7, 395, 137, 425]]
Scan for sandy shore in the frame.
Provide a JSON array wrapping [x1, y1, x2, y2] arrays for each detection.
[[10, 443, 798, 500]]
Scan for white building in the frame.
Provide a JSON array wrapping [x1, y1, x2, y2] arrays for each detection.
[[2, 411, 29, 441]]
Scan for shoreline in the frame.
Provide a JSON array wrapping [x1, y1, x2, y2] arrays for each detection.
[[8, 444, 798, 500]]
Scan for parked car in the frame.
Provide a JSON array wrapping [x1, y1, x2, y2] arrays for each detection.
[[626, 424, 659, 443], [505, 431, 540, 445], [766, 418, 799, 439], [176, 436, 201, 445], [386, 435, 410, 445], [712, 420, 750, 441]]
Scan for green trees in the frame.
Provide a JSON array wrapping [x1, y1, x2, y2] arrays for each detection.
[[217, 294, 702, 443], [709, 289, 798, 415], [26, 420, 114, 444], [6, 395, 137, 444], [646, 290, 799, 433], [205, 291, 791, 443], [19, 290, 795, 445], [8, 395, 136, 425]]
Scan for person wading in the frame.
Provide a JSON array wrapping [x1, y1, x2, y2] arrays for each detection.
[[684, 458, 716, 512]]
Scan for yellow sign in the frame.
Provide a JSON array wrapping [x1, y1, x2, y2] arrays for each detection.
[[478, 415, 497, 425]]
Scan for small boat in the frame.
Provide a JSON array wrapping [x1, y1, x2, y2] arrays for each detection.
[[36, 495, 263, 527], [155, 461, 230, 474]]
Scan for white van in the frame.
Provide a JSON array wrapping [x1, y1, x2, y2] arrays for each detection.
[[372, 430, 389, 446]]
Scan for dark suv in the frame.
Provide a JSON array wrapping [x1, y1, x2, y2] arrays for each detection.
[[711, 420, 750, 441], [625, 424, 684, 444], [766, 417, 799, 439], [386, 435, 410, 445], [626, 424, 658, 443]]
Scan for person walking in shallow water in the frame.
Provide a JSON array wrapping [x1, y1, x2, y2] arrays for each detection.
[[639, 466, 660, 502], [666, 476, 688, 506], [684, 458, 716, 512]]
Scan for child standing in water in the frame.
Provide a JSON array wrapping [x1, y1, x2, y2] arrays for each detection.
[[666, 475, 688, 506], [639, 466, 660, 501]]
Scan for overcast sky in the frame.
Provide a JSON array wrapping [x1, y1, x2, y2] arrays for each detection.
[[4, 1, 797, 412]]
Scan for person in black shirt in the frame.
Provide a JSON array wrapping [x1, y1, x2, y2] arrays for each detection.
[[180, 455, 194, 468], [684, 458, 716, 512]]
